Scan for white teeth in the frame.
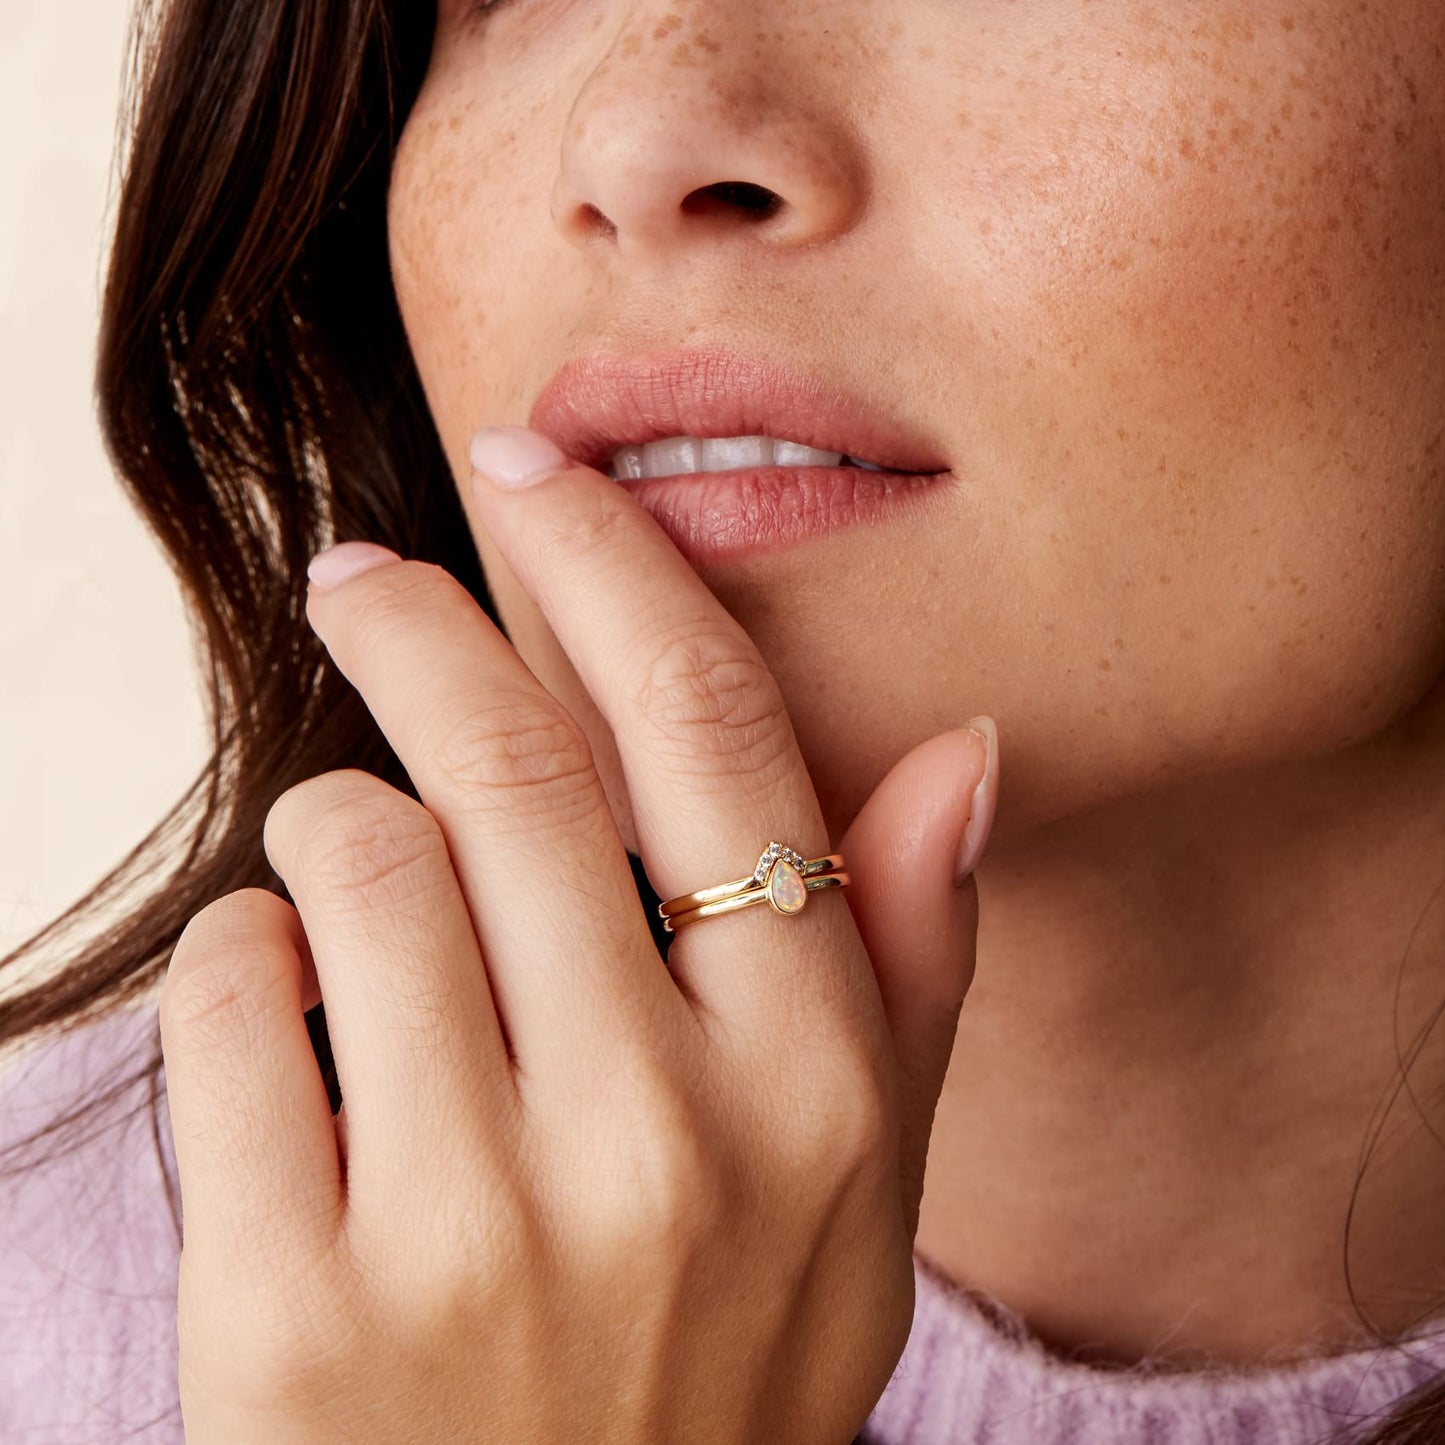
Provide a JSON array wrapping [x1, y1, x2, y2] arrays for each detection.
[[612, 447, 645, 481], [609, 434, 846, 481], [701, 436, 775, 471], [773, 439, 844, 469], [635, 437, 702, 477]]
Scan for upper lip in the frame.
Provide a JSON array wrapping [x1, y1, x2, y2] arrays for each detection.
[[527, 346, 951, 477]]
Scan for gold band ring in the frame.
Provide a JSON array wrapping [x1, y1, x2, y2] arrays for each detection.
[[657, 841, 849, 934]]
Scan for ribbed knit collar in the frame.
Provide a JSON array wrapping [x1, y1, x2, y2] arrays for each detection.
[[864, 1252, 1445, 1444]]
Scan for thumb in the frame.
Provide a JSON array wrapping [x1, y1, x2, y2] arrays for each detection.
[[837, 716, 999, 1241]]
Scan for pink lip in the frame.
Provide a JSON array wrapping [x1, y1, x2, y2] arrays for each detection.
[[615, 463, 952, 566], [526, 344, 954, 563]]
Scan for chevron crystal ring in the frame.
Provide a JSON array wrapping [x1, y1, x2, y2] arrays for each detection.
[[656, 842, 850, 935]]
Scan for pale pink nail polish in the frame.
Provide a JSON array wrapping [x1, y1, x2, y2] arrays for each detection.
[[955, 715, 999, 885], [307, 541, 402, 590], [469, 425, 570, 489]]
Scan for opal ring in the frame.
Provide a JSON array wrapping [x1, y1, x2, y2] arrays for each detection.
[[657, 841, 850, 934]]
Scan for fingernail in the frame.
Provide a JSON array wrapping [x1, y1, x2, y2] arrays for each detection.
[[469, 425, 570, 489], [954, 715, 999, 886], [307, 541, 402, 590]]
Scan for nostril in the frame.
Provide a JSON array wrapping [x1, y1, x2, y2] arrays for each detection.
[[578, 203, 618, 242], [684, 181, 784, 222]]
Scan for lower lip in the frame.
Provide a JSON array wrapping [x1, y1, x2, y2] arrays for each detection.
[[615, 465, 953, 565]]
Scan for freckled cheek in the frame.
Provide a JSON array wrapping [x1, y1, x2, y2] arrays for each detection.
[[963, 94, 1445, 763], [1111, 228, 1363, 451], [387, 101, 583, 659], [1074, 80, 1440, 461], [387, 121, 537, 456], [986, 81, 1434, 482]]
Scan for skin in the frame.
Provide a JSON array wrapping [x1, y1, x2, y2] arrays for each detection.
[[167, 511, 996, 1441], [382, 0, 1445, 1369]]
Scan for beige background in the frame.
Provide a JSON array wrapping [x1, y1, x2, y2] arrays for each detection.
[[1, 5, 207, 974]]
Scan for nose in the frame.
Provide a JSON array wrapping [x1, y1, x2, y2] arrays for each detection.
[[548, 4, 870, 263]]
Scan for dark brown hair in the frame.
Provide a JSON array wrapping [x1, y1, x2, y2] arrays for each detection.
[[1, 2, 1442, 1440]]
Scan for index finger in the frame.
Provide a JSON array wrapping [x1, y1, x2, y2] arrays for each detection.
[[466, 427, 878, 1046]]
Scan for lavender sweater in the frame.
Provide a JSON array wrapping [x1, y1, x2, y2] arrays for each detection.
[[5, 1003, 1444, 1443]]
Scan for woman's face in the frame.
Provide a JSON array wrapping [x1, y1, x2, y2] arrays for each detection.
[[386, 1, 1445, 855]]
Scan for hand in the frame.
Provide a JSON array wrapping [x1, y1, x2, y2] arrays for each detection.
[[158, 426, 998, 1444]]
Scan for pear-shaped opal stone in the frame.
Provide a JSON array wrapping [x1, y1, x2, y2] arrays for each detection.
[[767, 858, 808, 914]]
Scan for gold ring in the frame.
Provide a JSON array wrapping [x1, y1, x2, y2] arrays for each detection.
[[657, 841, 849, 934]]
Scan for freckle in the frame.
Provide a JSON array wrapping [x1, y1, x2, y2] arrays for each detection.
[[1180, 628, 1196, 642], [1098, 658, 1113, 671], [1158, 574, 1172, 585], [1114, 637, 1125, 651], [653, 14, 682, 39], [918, 44, 935, 60], [1281, 14, 1296, 30]]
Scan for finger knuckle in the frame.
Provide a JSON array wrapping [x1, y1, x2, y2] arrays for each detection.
[[282, 778, 450, 908], [161, 958, 271, 1058], [782, 1053, 892, 1179], [349, 560, 465, 650], [427, 1173, 539, 1305], [551, 1043, 721, 1261], [647, 1113, 724, 1242], [529, 488, 631, 556], [424, 691, 600, 826], [161, 894, 296, 1053], [632, 623, 794, 782], [612, 1061, 725, 1244]]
